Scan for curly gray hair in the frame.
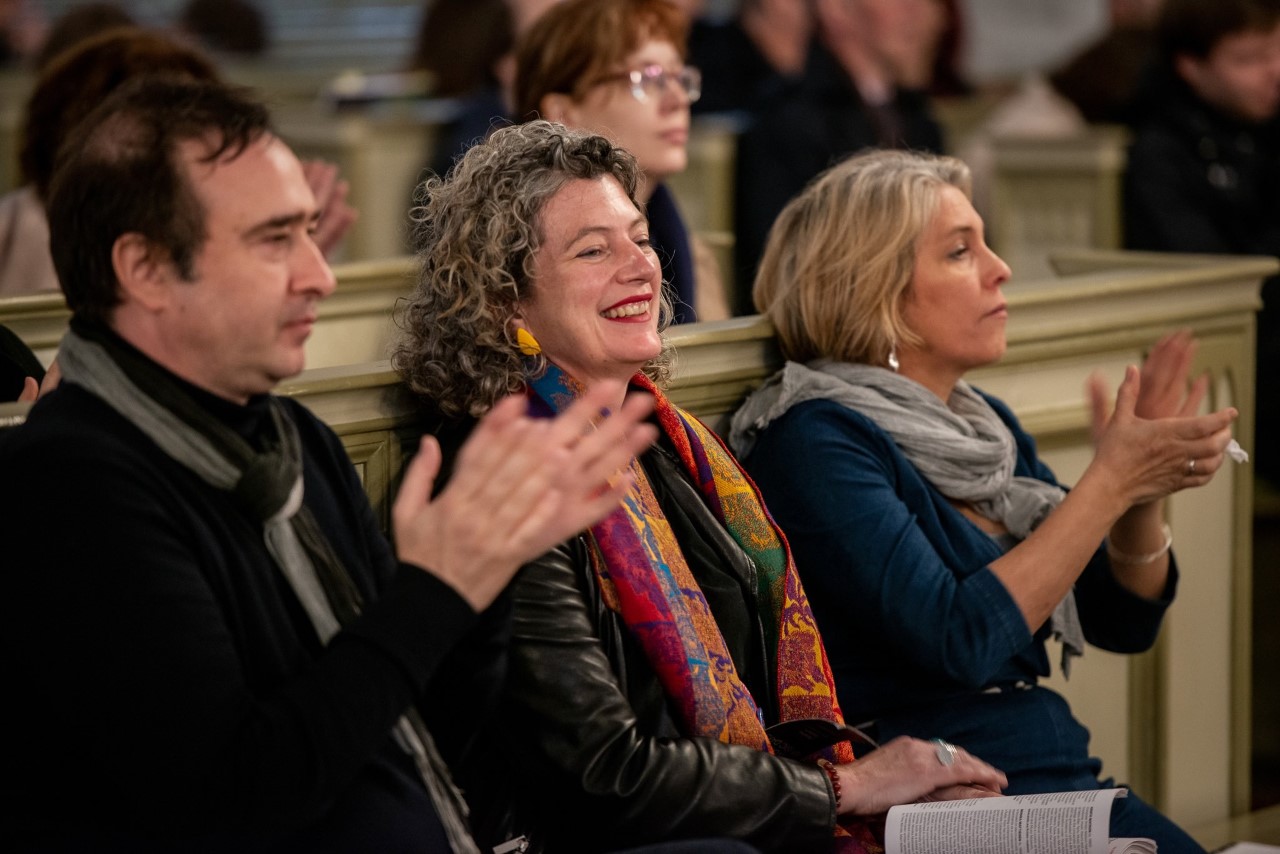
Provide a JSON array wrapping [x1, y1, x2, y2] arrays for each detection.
[[393, 120, 674, 417]]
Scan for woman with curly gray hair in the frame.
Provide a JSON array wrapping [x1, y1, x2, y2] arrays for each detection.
[[394, 120, 672, 418], [394, 121, 1006, 853]]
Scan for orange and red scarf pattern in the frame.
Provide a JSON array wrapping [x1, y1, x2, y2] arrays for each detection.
[[527, 366, 881, 852]]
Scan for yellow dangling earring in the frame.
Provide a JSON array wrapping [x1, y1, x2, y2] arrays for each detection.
[[516, 327, 542, 356]]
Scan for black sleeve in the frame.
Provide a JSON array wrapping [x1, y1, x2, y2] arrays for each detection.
[[3, 397, 480, 836], [498, 538, 837, 851], [0, 322, 42, 401], [1124, 127, 1235, 253]]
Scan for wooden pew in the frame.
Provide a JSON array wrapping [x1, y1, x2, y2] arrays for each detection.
[[1, 250, 1272, 843], [990, 125, 1130, 279], [0, 255, 417, 370]]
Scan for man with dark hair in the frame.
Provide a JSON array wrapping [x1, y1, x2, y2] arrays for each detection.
[[0, 77, 655, 851], [1124, 0, 1280, 479]]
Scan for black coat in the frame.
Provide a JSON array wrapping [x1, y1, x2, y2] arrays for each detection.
[[1, 373, 504, 852], [1124, 73, 1280, 257], [464, 441, 836, 853]]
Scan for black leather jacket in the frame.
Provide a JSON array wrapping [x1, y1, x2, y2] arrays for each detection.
[[471, 444, 838, 853]]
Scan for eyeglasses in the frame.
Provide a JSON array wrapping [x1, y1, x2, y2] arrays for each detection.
[[593, 64, 702, 104]]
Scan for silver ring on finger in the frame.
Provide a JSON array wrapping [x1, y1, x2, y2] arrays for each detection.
[[1187, 458, 1196, 474], [931, 738, 957, 767]]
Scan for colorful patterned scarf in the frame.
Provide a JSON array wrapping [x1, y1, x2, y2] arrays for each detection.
[[527, 363, 881, 852]]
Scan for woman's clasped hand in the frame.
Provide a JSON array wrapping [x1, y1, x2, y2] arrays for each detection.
[[832, 737, 1007, 815], [1086, 331, 1237, 510]]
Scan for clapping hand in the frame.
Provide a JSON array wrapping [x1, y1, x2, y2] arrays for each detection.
[[1087, 329, 1209, 440], [392, 381, 657, 610]]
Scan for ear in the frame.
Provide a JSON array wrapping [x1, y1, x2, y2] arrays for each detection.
[[111, 232, 176, 313], [539, 93, 579, 125]]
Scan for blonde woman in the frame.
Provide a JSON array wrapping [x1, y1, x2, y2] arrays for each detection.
[[731, 149, 1233, 853]]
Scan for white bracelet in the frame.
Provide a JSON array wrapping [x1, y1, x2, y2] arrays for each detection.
[[1106, 523, 1173, 566]]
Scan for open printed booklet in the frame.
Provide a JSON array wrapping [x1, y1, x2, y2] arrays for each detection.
[[884, 788, 1157, 854]]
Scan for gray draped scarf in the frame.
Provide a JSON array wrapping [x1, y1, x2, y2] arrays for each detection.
[[730, 359, 1084, 676], [58, 322, 480, 853]]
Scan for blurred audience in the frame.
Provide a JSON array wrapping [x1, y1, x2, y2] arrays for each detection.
[[0, 28, 220, 299], [732, 0, 946, 312], [514, 0, 729, 323], [412, 0, 516, 178], [1123, 0, 1280, 480], [686, 0, 813, 115], [32, 1, 132, 71], [926, 0, 970, 97], [1050, 0, 1165, 124], [411, 0, 567, 178], [178, 0, 270, 57], [0, 27, 355, 299], [0, 0, 44, 66]]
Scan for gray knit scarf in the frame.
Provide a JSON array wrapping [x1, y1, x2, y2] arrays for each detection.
[[58, 321, 480, 853], [730, 359, 1084, 676]]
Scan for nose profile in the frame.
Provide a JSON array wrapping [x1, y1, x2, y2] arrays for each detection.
[[621, 237, 658, 281], [985, 245, 1012, 286], [295, 232, 337, 298]]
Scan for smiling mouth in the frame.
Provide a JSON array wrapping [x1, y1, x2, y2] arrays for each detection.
[[601, 299, 651, 319]]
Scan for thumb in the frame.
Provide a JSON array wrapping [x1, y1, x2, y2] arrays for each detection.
[[1112, 365, 1141, 421], [1085, 371, 1111, 443], [17, 376, 38, 403], [394, 436, 442, 526]]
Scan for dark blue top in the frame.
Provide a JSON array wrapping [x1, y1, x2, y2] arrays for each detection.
[[739, 394, 1176, 726], [647, 183, 698, 325]]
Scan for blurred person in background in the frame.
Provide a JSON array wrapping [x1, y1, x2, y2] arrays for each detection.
[[0, 0, 44, 66], [31, 1, 132, 71], [732, 0, 947, 313], [514, 0, 729, 323], [178, 0, 270, 57], [1050, 0, 1165, 124], [0, 27, 355, 299], [1124, 0, 1280, 482], [410, 0, 516, 177], [685, 0, 814, 115]]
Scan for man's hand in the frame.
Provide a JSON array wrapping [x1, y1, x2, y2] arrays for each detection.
[[392, 381, 657, 610]]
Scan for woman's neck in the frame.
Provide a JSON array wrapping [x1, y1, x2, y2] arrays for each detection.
[[897, 364, 960, 404]]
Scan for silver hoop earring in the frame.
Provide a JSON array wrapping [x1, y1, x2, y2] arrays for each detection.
[[887, 347, 900, 372]]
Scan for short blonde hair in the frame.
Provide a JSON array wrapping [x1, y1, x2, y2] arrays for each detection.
[[753, 148, 972, 366]]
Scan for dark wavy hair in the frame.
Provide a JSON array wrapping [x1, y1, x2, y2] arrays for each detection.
[[1160, 0, 1280, 59], [393, 120, 674, 418], [47, 77, 270, 324]]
